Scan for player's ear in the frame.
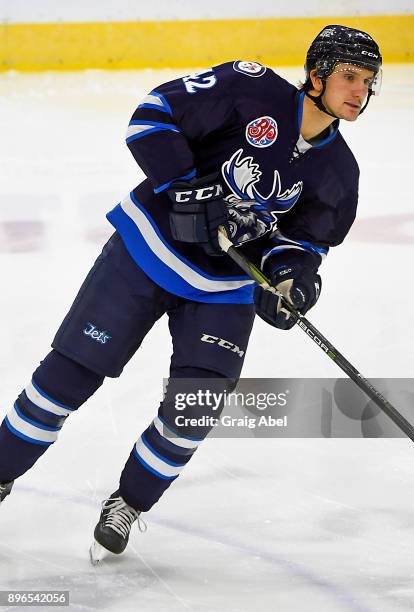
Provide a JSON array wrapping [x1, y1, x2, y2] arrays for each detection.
[[309, 69, 323, 94]]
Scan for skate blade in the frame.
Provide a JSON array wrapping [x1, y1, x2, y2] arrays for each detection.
[[89, 539, 110, 566]]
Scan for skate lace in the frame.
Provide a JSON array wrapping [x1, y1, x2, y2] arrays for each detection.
[[101, 497, 147, 538]]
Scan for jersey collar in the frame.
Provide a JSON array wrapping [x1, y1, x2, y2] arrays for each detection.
[[297, 90, 339, 148]]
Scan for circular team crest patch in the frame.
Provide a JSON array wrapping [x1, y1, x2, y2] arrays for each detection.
[[246, 116, 278, 148], [233, 60, 267, 77]]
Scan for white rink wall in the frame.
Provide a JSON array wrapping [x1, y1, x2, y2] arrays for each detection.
[[0, 0, 413, 23]]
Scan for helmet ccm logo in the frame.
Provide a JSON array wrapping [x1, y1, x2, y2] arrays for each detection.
[[361, 50, 379, 58]]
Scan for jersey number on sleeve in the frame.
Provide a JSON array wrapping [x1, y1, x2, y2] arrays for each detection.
[[182, 69, 217, 94]]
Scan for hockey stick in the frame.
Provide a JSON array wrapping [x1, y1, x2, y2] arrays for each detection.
[[218, 228, 414, 442]]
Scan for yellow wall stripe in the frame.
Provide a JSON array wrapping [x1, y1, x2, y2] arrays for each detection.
[[0, 15, 412, 71]]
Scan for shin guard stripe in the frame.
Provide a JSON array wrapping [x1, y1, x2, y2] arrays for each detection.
[[154, 415, 202, 448], [5, 404, 60, 444], [134, 436, 186, 479], [133, 446, 177, 481], [4, 416, 55, 446], [146, 422, 195, 459], [18, 395, 66, 429], [26, 379, 74, 416], [141, 434, 186, 468], [13, 403, 61, 432]]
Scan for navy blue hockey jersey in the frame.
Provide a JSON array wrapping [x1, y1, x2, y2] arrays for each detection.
[[107, 60, 359, 304]]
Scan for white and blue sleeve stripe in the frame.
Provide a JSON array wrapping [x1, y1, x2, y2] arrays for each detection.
[[126, 120, 181, 144], [153, 168, 196, 194], [136, 90, 173, 115]]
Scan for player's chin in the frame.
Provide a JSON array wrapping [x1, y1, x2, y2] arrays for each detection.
[[341, 103, 361, 121]]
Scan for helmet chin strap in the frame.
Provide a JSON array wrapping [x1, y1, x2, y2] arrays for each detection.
[[304, 80, 340, 119], [304, 78, 374, 118]]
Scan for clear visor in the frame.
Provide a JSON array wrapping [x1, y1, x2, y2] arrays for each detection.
[[371, 68, 382, 95], [329, 63, 382, 96]]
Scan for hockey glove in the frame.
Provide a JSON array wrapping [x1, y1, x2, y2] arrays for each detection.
[[168, 175, 229, 256], [254, 251, 322, 330]]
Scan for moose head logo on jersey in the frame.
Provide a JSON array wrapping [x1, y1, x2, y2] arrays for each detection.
[[220, 149, 303, 244]]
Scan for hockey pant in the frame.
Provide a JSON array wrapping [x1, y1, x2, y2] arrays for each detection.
[[0, 234, 255, 511]]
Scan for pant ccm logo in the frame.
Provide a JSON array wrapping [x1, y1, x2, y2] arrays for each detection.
[[200, 334, 244, 358], [83, 322, 111, 344]]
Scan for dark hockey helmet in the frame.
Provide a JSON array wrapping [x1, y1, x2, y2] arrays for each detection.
[[304, 24, 383, 116]]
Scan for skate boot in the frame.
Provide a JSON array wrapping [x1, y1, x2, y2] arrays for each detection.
[[0, 480, 14, 504], [89, 490, 146, 565]]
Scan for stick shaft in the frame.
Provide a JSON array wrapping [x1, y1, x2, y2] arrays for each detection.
[[218, 230, 414, 442]]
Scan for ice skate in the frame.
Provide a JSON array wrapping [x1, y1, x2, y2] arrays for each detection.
[[89, 490, 146, 565], [0, 481, 14, 504]]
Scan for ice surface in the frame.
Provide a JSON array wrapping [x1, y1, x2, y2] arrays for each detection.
[[0, 65, 414, 612]]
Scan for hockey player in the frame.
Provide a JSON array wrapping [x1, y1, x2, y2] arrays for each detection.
[[0, 25, 382, 562]]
